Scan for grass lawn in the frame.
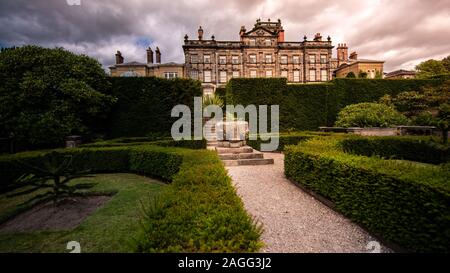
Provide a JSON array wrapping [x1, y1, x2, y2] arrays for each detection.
[[0, 173, 165, 253]]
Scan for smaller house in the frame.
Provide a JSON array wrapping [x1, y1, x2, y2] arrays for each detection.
[[384, 69, 416, 79], [109, 47, 184, 79], [332, 44, 384, 79]]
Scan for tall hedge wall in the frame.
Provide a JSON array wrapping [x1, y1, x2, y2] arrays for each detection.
[[107, 77, 202, 138], [225, 78, 445, 131]]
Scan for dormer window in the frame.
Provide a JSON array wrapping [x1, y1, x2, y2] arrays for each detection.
[[249, 39, 256, 46], [265, 39, 271, 46], [249, 54, 257, 64]]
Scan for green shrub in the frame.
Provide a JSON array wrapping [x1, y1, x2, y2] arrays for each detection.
[[341, 136, 449, 164], [107, 77, 202, 138], [0, 145, 261, 252], [247, 131, 333, 151], [0, 46, 115, 150], [285, 136, 450, 252], [225, 78, 445, 131], [135, 149, 262, 252], [335, 102, 408, 127]]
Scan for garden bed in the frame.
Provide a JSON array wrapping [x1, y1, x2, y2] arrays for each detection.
[[0, 195, 112, 233]]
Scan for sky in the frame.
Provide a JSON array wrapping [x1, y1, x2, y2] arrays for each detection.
[[0, 0, 449, 72]]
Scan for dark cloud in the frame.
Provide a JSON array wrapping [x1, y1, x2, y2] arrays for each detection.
[[0, 0, 448, 71]]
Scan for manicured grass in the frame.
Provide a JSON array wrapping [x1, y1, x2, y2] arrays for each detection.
[[0, 173, 164, 253]]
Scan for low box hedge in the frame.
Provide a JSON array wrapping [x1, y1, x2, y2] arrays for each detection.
[[247, 131, 334, 151], [284, 136, 450, 252], [79, 138, 207, 150], [0, 144, 261, 252], [340, 136, 449, 164], [135, 149, 262, 252]]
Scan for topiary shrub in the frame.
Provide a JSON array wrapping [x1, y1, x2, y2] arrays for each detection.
[[335, 102, 408, 127]]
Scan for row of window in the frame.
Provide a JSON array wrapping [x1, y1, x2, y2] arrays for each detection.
[[190, 69, 328, 83], [190, 54, 329, 64]]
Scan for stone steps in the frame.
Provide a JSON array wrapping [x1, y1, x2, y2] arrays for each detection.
[[213, 144, 274, 166], [219, 152, 264, 160], [223, 158, 275, 166], [216, 146, 254, 154]]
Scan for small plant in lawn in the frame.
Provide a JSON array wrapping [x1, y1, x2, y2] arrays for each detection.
[[7, 152, 94, 206]]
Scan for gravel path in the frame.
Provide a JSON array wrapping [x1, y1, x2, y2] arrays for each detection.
[[226, 153, 392, 253]]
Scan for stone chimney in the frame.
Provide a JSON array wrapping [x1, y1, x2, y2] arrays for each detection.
[[349, 51, 358, 60], [278, 27, 285, 43], [337, 43, 348, 65], [146, 47, 153, 64], [115, 51, 124, 64], [313, 33, 322, 41], [198, 26, 203, 40], [155, 47, 161, 63]]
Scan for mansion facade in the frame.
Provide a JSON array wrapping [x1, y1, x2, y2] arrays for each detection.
[[183, 19, 334, 95], [110, 19, 384, 95]]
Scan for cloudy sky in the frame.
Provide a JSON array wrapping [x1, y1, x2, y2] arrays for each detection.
[[1, 0, 449, 72]]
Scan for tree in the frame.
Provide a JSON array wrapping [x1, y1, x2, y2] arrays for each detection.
[[441, 55, 450, 72], [346, 72, 356, 78], [7, 152, 94, 206], [0, 46, 116, 150], [335, 102, 408, 128], [416, 59, 447, 79], [434, 103, 450, 144]]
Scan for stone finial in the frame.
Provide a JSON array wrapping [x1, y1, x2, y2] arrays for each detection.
[[303, 35, 307, 41], [211, 35, 215, 41], [198, 26, 204, 40], [184, 34, 188, 41], [327, 35, 331, 41]]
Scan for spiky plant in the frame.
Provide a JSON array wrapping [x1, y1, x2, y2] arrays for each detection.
[[8, 152, 94, 206], [202, 94, 224, 109]]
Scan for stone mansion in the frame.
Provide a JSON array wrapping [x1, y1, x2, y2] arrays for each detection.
[[110, 19, 384, 95]]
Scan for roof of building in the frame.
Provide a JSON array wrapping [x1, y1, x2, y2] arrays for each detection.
[[385, 69, 416, 77], [334, 58, 385, 72], [110, 62, 184, 69]]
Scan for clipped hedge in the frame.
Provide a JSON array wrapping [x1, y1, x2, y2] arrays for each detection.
[[247, 131, 333, 151], [0, 145, 184, 189], [80, 138, 207, 150], [225, 78, 445, 131], [107, 77, 202, 138], [341, 136, 449, 164], [135, 149, 262, 252], [0, 144, 262, 252], [285, 136, 450, 252]]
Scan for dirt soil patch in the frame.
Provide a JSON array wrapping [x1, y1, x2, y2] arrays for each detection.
[[0, 196, 112, 233]]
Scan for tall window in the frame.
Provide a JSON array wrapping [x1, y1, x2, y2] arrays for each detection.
[[249, 54, 257, 64], [320, 70, 328, 81], [320, 54, 327, 64], [281, 70, 288, 78], [250, 70, 257, 78], [309, 54, 316, 64], [265, 54, 272, 64], [232, 56, 239, 64], [204, 70, 212, 83], [232, 71, 240, 78], [203, 54, 211, 64], [189, 70, 198, 80], [281, 55, 288, 64], [191, 54, 198, 63], [265, 70, 273, 78], [219, 56, 227, 64], [309, 69, 316, 82], [164, 72, 178, 80], [321, 70, 328, 81], [293, 55, 300, 64], [293, 70, 300, 82], [219, 71, 227, 83]]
